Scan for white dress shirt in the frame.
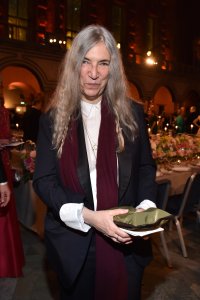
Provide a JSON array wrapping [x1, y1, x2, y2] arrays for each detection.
[[59, 100, 156, 232]]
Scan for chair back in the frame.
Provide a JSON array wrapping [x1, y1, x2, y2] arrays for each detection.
[[178, 172, 200, 218], [156, 179, 171, 210]]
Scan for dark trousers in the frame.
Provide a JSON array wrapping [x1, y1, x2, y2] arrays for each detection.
[[125, 254, 145, 300], [60, 240, 145, 300], [60, 239, 96, 300]]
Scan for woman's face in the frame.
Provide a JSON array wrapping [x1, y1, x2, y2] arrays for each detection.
[[80, 41, 111, 103]]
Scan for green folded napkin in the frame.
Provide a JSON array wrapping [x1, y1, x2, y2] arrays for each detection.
[[113, 207, 172, 231]]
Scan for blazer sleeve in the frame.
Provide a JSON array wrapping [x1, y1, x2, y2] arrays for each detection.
[[33, 113, 86, 219]]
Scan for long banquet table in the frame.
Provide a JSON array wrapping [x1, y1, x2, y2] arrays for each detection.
[[14, 180, 46, 238], [156, 162, 200, 195]]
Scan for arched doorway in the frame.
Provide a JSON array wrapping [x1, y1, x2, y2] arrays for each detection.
[[153, 86, 174, 115], [127, 81, 142, 102], [183, 90, 200, 112], [1, 66, 41, 109]]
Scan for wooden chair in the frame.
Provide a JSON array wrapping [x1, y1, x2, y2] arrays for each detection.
[[186, 172, 200, 225], [166, 172, 200, 258]]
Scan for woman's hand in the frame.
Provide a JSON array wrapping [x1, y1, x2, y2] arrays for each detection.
[[83, 207, 133, 244], [0, 183, 11, 207]]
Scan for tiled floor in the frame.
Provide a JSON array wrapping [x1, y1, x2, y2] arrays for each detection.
[[0, 214, 200, 300], [142, 216, 200, 300]]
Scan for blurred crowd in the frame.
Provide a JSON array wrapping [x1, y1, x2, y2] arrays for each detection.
[[2, 92, 200, 142], [6, 92, 45, 142], [145, 105, 200, 135]]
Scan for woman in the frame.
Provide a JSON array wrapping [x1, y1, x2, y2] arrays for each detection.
[[175, 107, 186, 133], [0, 96, 24, 277], [0, 155, 10, 207], [33, 25, 157, 300], [193, 114, 200, 135]]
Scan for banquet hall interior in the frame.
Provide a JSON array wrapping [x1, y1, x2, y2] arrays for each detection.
[[0, 0, 200, 299]]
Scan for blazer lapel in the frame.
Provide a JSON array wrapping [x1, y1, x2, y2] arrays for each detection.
[[77, 117, 94, 209], [118, 136, 137, 200], [76, 118, 137, 208]]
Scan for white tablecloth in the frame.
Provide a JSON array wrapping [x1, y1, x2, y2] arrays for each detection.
[[156, 165, 200, 195], [14, 180, 46, 238]]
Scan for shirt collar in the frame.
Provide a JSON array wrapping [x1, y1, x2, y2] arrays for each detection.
[[81, 100, 101, 118]]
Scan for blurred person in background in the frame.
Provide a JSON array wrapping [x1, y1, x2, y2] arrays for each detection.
[[185, 105, 199, 134], [0, 155, 10, 207], [22, 92, 44, 143], [175, 106, 186, 133], [193, 114, 200, 135], [146, 109, 158, 134], [0, 91, 24, 277]]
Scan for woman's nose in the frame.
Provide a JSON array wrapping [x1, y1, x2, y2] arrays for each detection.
[[89, 64, 99, 79]]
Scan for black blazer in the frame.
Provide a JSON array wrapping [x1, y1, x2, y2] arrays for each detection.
[[33, 101, 157, 288], [0, 155, 7, 183]]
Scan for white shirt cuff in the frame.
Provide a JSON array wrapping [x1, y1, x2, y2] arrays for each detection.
[[59, 203, 91, 232], [0, 182, 8, 186], [136, 199, 157, 210]]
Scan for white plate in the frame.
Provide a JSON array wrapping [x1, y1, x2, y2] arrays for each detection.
[[156, 171, 163, 177], [160, 168, 173, 174], [172, 166, 191, 172], [120, 227, 164, 237], [3, 142, 24, 147]]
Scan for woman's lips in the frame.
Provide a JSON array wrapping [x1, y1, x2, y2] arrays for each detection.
[[85, 83, 100, 89]]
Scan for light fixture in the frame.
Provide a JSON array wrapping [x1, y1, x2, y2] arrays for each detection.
[[145, 51, 158, 65], [15, 106, 26, 114]]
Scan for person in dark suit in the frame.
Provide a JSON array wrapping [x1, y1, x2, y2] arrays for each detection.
[[33, 25, 157, 300], [0, 155, 10, 208], [185, 105, 199, 134], [22, 93, 43, 143]]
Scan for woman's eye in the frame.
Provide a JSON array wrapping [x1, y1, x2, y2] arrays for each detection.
[[82, 59, 89, 64], [100, 61, 109, 66]]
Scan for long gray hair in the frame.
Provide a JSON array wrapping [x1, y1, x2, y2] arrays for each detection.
[[48, 24, 138, 157]]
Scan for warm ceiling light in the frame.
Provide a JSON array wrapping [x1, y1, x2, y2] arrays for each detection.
[[145, 51, 158, 65], [16, 106, 26, 114], [146, 57, 158, 65]]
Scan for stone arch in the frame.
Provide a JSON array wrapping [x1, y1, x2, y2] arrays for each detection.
[[153, 86, 175, 115], [127, 81, 143, 101], [1, 65, 43, 109], [0, 58, 48, 84], [182, 89, 200, 112]]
